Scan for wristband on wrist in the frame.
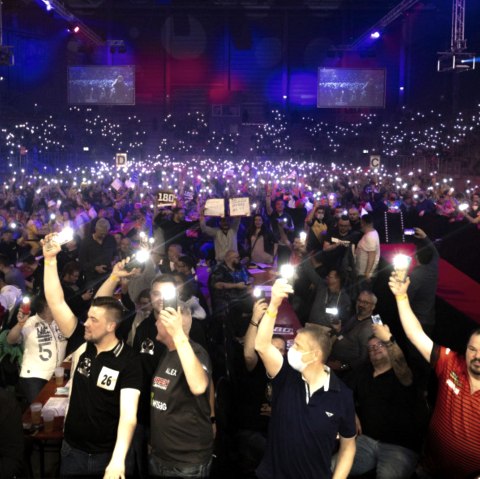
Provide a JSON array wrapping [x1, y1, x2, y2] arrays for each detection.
[[395, 294, 408, 301], [250, 320, 259, 327], [265, 309, 277, 319], [110, 274, 119, 283], [44, 259, 57, 266]]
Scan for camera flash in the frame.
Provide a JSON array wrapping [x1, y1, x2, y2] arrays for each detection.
[[393, 254, 410, 270], [280, 264, 295, 280], [162, 284, 176, 300]]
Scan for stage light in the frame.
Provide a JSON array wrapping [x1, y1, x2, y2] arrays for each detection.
[[67, 24, 80, 34], [42, 0, 53, 11], [370, 31, 381, 39], [399, 86, 405, 91]]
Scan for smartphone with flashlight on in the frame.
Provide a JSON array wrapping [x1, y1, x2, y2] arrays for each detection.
[[125, 249, 150, 272], [162, 284, 178, 311], [279, 264, 295, 286], [47, 227, 74, 247], [371, 314, 383, 325], [253, 286, 265, 300], [393, 254, 411, 282], [403, 228, 415, 236], [20, 296, 31, 315]]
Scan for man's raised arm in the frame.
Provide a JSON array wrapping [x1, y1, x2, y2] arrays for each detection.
[[388, 272, 434, 363], [255, 279, 292, 379], [42, 234, 77, 338], [161, 307, 210, 396], [95, 258, 141, 298], [244, 299, 268, 372]]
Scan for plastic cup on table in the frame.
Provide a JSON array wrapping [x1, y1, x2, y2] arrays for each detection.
[[30, 402, 42, 425], [42, 410, 55, 433], [54, 366, 65, 386]]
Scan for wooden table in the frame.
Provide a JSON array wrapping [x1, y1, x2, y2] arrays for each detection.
[[22, 378, 66, 439], [22, 376, 68, 477]]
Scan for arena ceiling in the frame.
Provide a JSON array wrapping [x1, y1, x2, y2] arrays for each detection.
[[5, 0, 404, 13]]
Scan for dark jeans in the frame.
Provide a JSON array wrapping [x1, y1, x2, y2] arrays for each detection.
[[60, 440, 113, 478], [149, 455, 212, 478], [19, 377, 48, 404], [348, 435, 418, 479], [127, 423, 149, 479], [235, 429, 267, 476]]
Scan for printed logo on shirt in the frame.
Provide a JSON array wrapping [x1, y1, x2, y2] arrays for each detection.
[[166, 368, 177, 376], [152, 399, 168, 411], [96, 366, 120, 391], [36, 324, 53, 361], [140, 338, 155, 356], [53, 324, 66, 342], [449, 370, 461, 388], [153, 376, 170, 391], [446, 379, 460, 395], [77, 357, 92, 378], [273, 327, 294, 334], [325, 411, 334, 418]]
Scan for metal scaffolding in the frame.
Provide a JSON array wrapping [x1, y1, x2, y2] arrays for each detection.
[[437, 0, 475, 72], [347, 0, 420, 50], [36, 0, 105, 46]]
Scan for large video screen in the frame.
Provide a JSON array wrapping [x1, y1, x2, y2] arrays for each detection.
[[68, 65, 135, 105], [317, 68, 385, 108]]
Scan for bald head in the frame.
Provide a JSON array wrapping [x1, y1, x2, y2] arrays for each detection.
[[225, 250, 240, 268]]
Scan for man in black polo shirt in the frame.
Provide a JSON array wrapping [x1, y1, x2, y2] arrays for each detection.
[[97, 270, 170, 479], [43, 234, 142, 479], [255, 279, 356, 479]]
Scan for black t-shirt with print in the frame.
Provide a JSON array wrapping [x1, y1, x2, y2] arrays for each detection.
[[150, 341, 213, 465]]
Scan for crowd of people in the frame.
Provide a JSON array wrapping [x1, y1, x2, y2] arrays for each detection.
[[3, 104, 480, 167], [0, 156, 478, 479]]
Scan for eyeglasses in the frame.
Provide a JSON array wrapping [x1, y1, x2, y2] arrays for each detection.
[[367, 343, 385, 352]]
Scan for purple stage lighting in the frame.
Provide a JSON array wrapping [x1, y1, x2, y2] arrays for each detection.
[[370, 31, 381, 39], [42, 0, 53, 11]]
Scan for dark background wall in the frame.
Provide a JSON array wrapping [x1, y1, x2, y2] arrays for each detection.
[[0, 0, 479, 117]]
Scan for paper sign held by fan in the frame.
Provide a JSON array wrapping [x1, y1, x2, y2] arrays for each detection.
[[111, 178, 123, 191], [205, 199, 225, 217], [157, 191, 176, 208], [229, 197, 250, 216]]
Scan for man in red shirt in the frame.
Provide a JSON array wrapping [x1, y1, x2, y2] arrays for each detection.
[[389, 273, 480, 479]]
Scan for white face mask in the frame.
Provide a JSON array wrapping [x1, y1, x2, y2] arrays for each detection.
[[288, 347, 314, 373]]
